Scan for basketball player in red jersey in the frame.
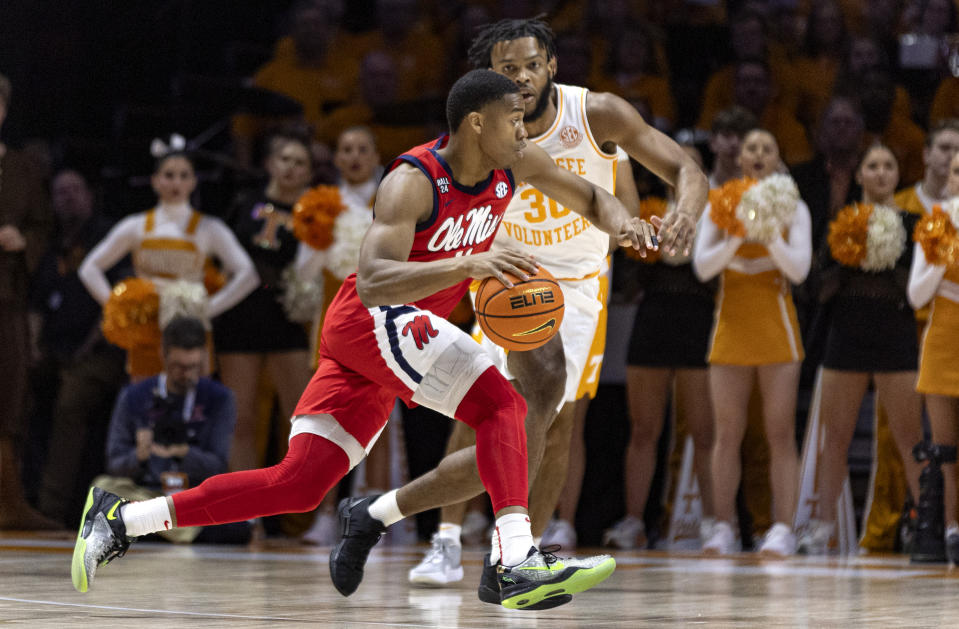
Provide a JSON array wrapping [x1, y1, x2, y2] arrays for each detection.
[[72, 70, 655, 610], [393, 18, 709, 595]]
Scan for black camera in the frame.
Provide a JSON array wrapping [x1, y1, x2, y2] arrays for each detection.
[[150, 393, 189, 446]]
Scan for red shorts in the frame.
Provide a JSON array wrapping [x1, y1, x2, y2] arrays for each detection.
[[293, 298, 495, 465]]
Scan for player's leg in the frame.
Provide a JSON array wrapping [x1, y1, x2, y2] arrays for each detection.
[[410, 326, 565, 585], [530, 399, 579, 542], [72, 353, 387, 594], [532, 275, 606, 545], [329, 310, 612, 608], [408, 420, 477, 585], [72, 429, 351, 593], [400, 334, 563, 523]]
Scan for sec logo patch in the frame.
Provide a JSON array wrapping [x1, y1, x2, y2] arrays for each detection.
[[559, 126, 582, 148]]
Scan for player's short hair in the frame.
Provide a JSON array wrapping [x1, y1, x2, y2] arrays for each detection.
[[468, 17, 556, 69], [446, 69, 521, 132]]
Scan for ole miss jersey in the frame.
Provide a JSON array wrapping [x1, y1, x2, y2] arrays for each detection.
[[387, 134, 517, 317], [321, 135, 516, 343]]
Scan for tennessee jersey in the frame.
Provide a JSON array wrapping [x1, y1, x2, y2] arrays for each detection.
[[493, 83, 618, 280]]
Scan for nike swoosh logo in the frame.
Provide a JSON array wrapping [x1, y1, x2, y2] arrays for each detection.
[[106, 501, 121, 521], [515, 319, 556, 337]]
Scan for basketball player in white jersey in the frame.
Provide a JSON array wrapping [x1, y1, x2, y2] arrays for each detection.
[[339, 18, 708, 599]]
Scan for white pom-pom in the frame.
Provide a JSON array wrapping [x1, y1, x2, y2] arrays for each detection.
[[861, 205, 905, 272], [157, 280, 209, 329], [325, 205, 374, 280], [736, 173, 799, 244], [279, 265, 324, 323]]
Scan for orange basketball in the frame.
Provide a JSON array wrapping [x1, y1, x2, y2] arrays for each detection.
[[474, 266, 564, 351]]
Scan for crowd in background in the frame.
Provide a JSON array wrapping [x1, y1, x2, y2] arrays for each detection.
[[2, 0, 959, 553]]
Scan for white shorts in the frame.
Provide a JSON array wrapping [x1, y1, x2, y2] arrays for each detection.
[[471, 261, 610, 405]]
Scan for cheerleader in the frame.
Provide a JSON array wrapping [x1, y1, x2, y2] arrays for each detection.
[[908, 151, 959, 562], [78, 139, 258, 380], [606, 184, 716, 549], [213, 126, 321, 475], [694, 129, 812, 556], [802, 144, 922, 554]]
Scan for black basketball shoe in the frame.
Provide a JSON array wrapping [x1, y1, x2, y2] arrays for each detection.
[[328, 495, 386, 596]]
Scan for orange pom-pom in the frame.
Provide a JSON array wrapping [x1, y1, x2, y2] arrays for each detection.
[[828, 203, 872, 267], [915, 205, 959, 266], [203, 259, 226, 295], [101, 278, 161, 350], [709, 177, 755, 238], [292, 185, 347, 250], [624, 197, 668, 262]]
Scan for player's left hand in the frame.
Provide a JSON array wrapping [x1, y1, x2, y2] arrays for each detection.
[[655, 211, 696, 256], [618, 216, 658, 258]]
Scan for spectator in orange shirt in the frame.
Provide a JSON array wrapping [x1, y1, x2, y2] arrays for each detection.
[[696, 7, 798, 132], [232, 0, 362, 168], [793, 0, 849, 128], [834, 36, 913, 122], [438, 3, 494, 85], [321, 51, 440, 163], [595, 22, 676, 133], [365, 0, 447, 103]]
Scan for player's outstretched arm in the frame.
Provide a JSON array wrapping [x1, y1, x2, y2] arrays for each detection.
[[512, 143, 657, 255], [355, 165, 538, 307], [588, 92, 708, 255]]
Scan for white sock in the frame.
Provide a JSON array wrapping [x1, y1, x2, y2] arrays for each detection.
[[121, 497, 174, 537], [491, 513, 533, 566], [367, 489, 403, 527], [437, 522, 462, 544]]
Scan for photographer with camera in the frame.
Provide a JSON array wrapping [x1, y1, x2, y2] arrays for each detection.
[[91, 316, 249, 544]]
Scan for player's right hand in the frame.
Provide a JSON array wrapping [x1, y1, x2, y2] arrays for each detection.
[[618, 216, 659, 258], [467, 249, 539, 288]]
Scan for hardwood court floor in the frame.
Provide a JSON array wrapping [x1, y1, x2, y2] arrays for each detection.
[[4, 531, 959, 627]]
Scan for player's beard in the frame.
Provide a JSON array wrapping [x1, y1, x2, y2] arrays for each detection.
[[524, 77, 554, 124]]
